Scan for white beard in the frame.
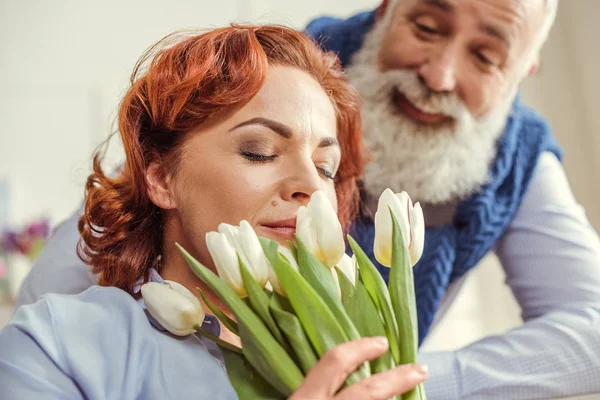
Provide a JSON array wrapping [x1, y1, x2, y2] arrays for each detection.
[[346, 21, 518, 205]]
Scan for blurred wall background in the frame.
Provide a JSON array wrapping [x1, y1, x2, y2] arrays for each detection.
[[0, 0, 598, 378]]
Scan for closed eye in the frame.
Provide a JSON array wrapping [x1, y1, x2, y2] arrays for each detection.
[[240, 151, 278, 162]]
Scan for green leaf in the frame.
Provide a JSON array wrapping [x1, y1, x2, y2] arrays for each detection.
[[413, 383, 426, 400], [197, 289, 239, 336], [335, 267, 356, 311], [194, 324, 243, 355], [219, 345, 282, 400], [388, 214, 422, 400], [286, 240, 298, 260], [259, 237, 369, 384], [346, 274, 393, 374], [269, 293, 318, 374], [177, 243, 302, 396], [348, 236, 401, 365], [238, 255, 292, 355], [295, 236, 363, 345]]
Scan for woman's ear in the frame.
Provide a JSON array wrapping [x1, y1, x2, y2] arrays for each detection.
[[146, 161, 176, 210]]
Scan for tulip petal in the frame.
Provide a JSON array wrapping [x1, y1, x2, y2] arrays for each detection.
[[409, 203, 425, 266], [373, 189, 398, 267], [141, 282, 203, 336], [295, 205, 315, 254], [238, 221, 270, 287], [310, 191, 345, 267], [336, 254, 357, 286], [395, 191, 413, 249], [206, 231, 246, 297]]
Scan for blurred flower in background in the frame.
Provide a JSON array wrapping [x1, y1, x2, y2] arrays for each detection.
[[0, 218, 51, 301]]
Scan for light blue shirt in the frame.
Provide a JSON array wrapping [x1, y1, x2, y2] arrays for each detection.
[[12, 153, 600, 399], [1, 277, 237, 399]]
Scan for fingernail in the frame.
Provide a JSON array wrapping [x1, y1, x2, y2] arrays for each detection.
[[414, 363, 429, 376], [373, 336, 388, 347]]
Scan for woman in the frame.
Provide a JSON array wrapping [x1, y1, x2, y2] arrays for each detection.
[[0, 26, 427, 399]]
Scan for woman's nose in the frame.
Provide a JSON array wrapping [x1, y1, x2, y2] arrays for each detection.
[[280, 160, 324, 206]]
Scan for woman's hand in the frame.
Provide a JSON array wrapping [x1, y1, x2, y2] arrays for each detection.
[[289, 337, 428, 400]]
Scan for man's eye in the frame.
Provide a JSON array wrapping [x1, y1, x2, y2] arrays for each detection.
[[476, 52, 492, 64], [474, 51, 501, 69], [416, 22, 438, 35]]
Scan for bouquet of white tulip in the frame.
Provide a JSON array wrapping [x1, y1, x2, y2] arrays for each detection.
[[143, 189, 425, 400]]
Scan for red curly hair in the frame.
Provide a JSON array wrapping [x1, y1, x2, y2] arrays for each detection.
[[78, 25, 365, 295]]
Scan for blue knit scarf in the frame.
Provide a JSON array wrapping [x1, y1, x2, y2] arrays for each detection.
[[305, 10, 562, 344]]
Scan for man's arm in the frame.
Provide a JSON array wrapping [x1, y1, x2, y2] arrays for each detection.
[[418, 152, 600, 399], [15, 205, 97, 308]]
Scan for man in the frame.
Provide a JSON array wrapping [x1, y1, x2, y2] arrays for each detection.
[[303, 0, 600, 398], [15, 0, 600, 398]]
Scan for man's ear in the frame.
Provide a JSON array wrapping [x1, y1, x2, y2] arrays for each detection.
[[146, 161, 176, 210], [528, 63, 540, 76], [376, 0, 391, 21], [527, 54, 541, 76]]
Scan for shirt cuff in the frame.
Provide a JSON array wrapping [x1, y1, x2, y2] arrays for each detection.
[[417, 351, 461, 399]]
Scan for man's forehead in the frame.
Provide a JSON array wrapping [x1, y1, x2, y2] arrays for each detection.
[[399, 0, 545, 44], [407, 0, 544, 19]]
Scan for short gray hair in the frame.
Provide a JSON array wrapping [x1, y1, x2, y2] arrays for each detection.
[[524, 0, 559, 74]]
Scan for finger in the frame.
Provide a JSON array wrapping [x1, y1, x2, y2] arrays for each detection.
[[290, 336, 390, 399], [336, 363, 428, 400]]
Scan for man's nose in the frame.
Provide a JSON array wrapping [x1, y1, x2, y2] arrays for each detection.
[[418, 44, 458, 93]]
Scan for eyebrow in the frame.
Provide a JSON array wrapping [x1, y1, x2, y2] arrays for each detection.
[[230, 117, 293, 138], [421, 0, 454, 13], [230, 117, 340, 148], [318, 136, 340, 149]]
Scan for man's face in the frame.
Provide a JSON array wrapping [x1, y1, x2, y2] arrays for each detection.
[[378, 0, 545, 120], [345, 0, 549, 203]]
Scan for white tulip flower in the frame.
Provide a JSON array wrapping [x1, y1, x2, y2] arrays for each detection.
[[296, 190, 345, 268], [374, 189, 425, 268], [336, 253, 357, 285], [141, 280, 205, 336], [206, 220, 270, 297]]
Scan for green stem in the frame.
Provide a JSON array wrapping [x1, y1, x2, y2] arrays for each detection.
[[194, 324, 243, 354]]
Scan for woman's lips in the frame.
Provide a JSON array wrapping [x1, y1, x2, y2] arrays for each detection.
[[391, 88, 452, 125], [259, 218, 297, 241], [260, 226, 296, 240]]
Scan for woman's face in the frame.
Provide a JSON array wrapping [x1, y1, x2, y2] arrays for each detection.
[[153, 66, 340, 268]]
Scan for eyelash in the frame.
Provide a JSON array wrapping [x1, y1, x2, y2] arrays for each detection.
[[241, 151, 278, 162], [416, 22, 438, 35], [474, 52, 498, 69], [242, 151, 336, 180], [318, 167, 336, 181]]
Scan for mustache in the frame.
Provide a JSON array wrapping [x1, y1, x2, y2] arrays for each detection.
[[379, 69, 472, 121]]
